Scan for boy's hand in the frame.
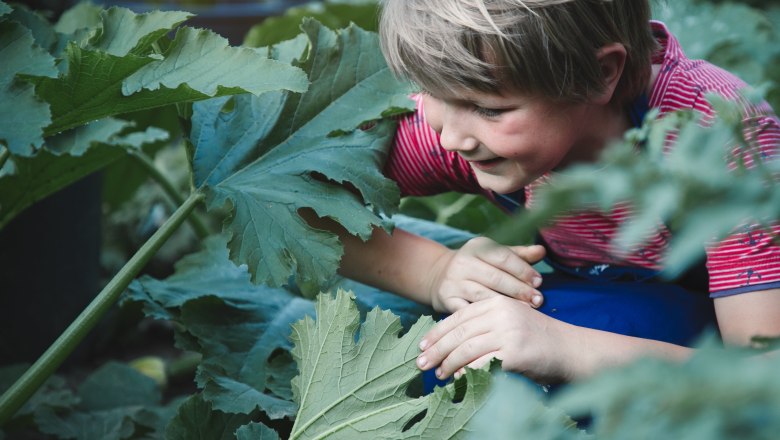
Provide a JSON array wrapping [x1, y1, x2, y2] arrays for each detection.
[[415, 296, 574, 384], [427, 237, 546, 313]]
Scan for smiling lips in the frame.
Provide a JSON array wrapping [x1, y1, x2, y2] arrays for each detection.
[[470, 157, 504, 170]]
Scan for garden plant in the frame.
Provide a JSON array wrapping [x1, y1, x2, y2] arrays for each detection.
[[0, 0, 779, 438]]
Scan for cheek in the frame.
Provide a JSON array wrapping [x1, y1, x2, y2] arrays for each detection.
[[422, 95, 443, 133]]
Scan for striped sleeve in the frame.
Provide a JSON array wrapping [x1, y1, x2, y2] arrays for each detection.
[[383, 94, 485, 197], [706, 115, 780, 297]]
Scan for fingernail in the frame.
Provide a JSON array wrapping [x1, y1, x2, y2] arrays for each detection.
[[532, 295, 543, 307], [417, 355, 428, 369], [454, 371, 462, 380], [532, 276, 543, 288], [419, 339, 428, 351], [436, 368, 443, 378]]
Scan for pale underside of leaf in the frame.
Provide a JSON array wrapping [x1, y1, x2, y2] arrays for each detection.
[[290, 291, 494, 439], [122, 26, 308, 97], [90, 7, 192, 57]]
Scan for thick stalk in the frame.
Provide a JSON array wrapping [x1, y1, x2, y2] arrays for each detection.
[[0, 191, 205, 427], [0, 147, 9, 172], [129, 149, 210, 239]]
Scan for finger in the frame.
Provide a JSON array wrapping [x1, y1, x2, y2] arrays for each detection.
[[443, 296, 470, 313], [473, 246, 544, 292], [510, 244, 546, 264], [454, 352, 501, 379], [419, 301, 491, 352], [464, 261, 543, 306], [417, 309, 491, 372], [436, 333, 499, 379]]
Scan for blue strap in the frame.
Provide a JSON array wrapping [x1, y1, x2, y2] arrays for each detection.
[[628, 93, 650, 129]]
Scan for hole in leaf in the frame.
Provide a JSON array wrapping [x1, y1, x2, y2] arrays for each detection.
[[402, 409, 427, 432]]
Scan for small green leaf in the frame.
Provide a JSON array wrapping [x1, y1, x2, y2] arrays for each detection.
[[0, 1, 10, 17], [46, 117, 133, 156], [236, 422, 281, 440], [89, 7, 192, 57], [165, 394, 257, 440], [77, 362, 161, 411], [0, 364, 78, 419], [34, 362, 165, 440], [54, 1, 102, 35], [0, 121, 167, 228], [0, 20, 56, 155], [7, 4, 58, 53], [123, 26, 308, 97]]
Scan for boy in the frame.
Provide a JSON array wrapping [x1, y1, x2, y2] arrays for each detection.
[[332, 0, 780, 384]]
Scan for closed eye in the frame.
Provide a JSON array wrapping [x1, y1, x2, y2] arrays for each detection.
[[472, 106, 506, 118]]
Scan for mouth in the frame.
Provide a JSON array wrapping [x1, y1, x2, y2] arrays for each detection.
[[469, 157, 504, 171]]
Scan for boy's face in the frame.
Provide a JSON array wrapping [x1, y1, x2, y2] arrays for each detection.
[[422, 89, 604, 194]]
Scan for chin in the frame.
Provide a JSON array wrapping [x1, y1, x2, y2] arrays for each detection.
[[476, 175, 525, 195]]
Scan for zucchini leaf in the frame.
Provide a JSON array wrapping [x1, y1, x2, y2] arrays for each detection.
[[289, 290, 491, 439], [165, 394, 259, 440], [194, 20, 413, 294], [124, 235, 315, 419], [0, 20, 56, 155], [236, 422, 281, 440]]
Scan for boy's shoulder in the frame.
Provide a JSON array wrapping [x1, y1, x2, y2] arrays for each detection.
[[650, 21, 762, 118]]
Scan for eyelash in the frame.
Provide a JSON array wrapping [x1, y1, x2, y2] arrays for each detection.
[[472, 106, 505, 118]]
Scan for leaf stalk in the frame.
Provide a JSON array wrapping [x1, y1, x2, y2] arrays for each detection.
[[0, 191, 205, 427], [128, 148, 210, 239], [0, 147, 9, 172]]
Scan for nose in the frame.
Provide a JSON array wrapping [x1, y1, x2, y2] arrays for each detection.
[[437, 106, 479, 153]]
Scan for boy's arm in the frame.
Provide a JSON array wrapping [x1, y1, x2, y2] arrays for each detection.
[[329, 220, 546, 312], [714, 288, 780, 346]]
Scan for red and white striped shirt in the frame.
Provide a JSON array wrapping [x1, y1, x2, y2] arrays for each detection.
[[384, 22, 780, 297]]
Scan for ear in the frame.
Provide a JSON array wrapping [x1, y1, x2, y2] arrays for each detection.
[[593, 43, 627, 105]]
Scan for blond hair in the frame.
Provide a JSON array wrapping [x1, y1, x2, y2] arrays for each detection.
[[379, 0, 657, 104]]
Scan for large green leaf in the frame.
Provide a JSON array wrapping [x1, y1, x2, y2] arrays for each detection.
[[0, 20, 56, 155], [194, 20, 413, 294], [124, 235, 315, 419], [289, 290, 492, 439]]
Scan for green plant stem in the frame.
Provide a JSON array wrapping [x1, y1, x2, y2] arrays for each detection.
[[129, 149, 210, 239], [0, 191, 205, 427], [0, 147, 9, 171]]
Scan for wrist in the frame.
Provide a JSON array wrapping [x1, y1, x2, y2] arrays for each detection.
[[426, 247, 456, 312]]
